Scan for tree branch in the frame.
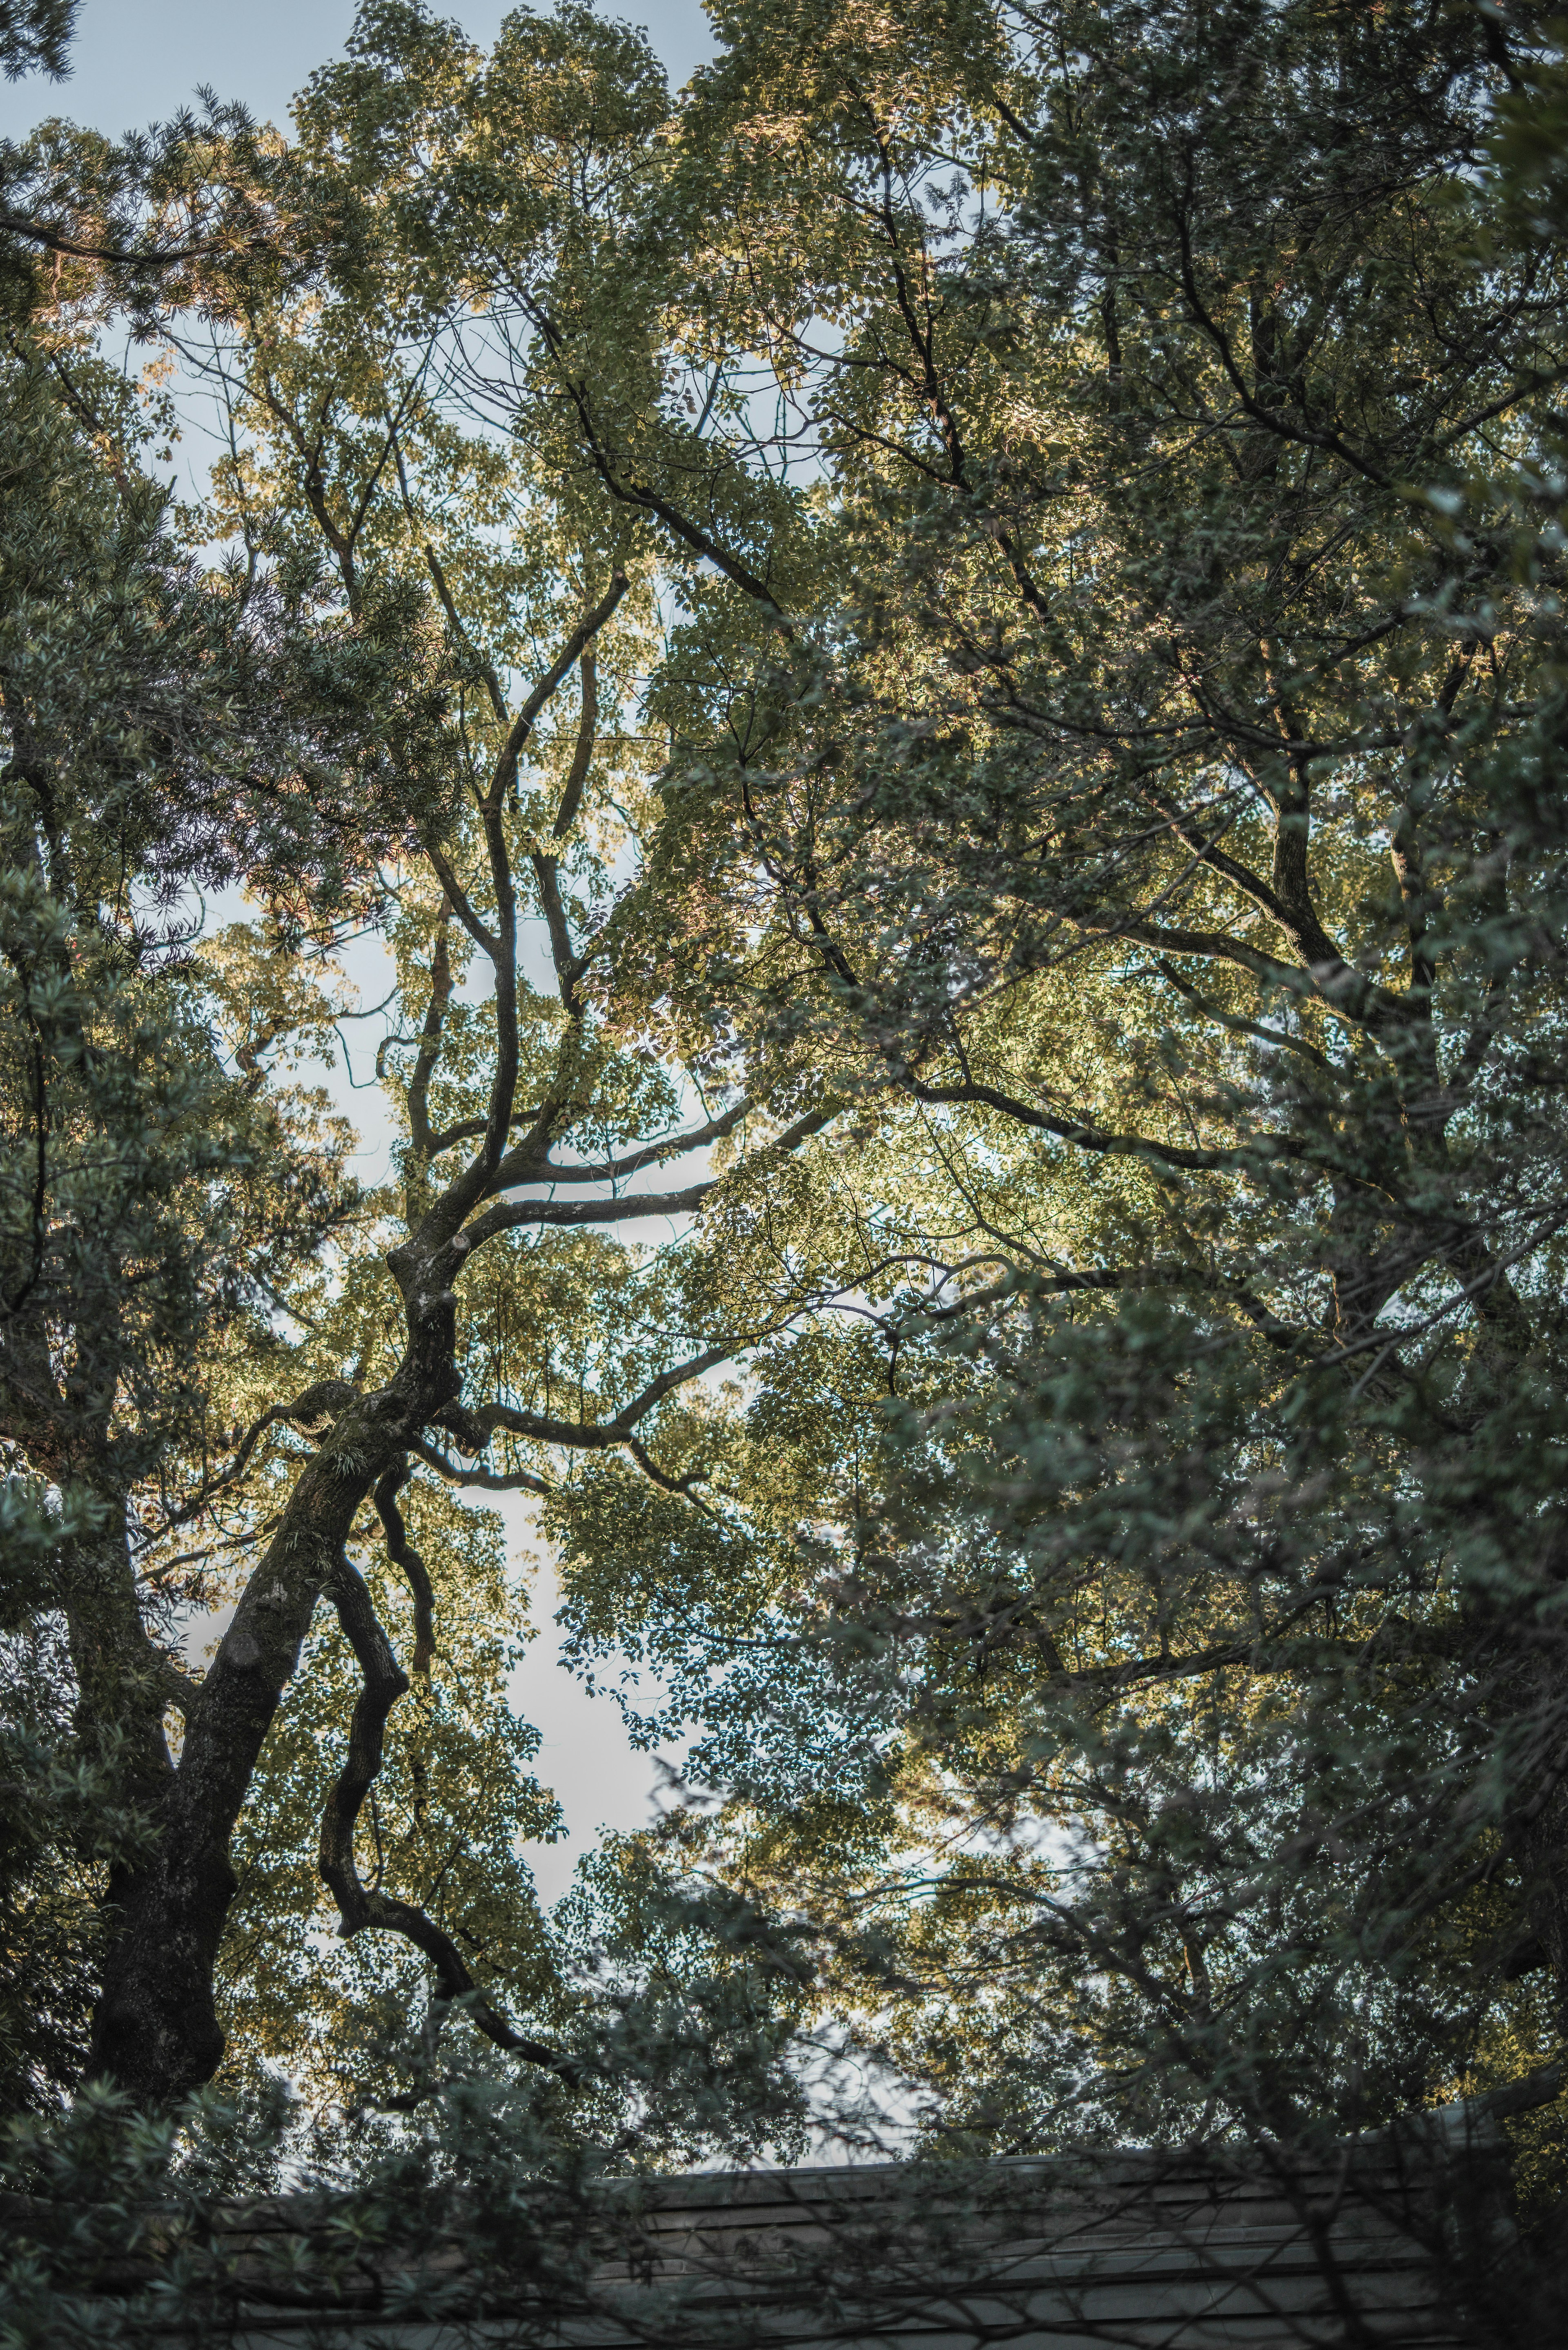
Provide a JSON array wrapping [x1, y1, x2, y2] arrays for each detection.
[[164, 1379, 360, 1528], [419, 839, 501, 961], [477, 1343, 732, 1451], [909, 1078, 1245, 1171], [372, 1460, 434, 1681], [422, 544, 509, 729], [320, 1550, 571, 2075], [411, 1438, 551, 1495], [405, 905, 452, 1163], [553, 649, 597, 840], [485, 1094, 785, 1195], [463, 1178, 716, 1248], [490, 572, 627, 809]]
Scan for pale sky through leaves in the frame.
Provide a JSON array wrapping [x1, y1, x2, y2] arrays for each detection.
[[0, 1, 717, 140], [3, 0, 718, 1906]]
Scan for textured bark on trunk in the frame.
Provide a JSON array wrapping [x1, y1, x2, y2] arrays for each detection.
[[90, 1238, 464, 2105]]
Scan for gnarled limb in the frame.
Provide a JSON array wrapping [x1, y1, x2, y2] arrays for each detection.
[[909, 1077, 1254, 1172], [524, 589, 626, 1015], [624, 1437, 711, 1498], [414, 1344, 731, 1494], [421, 542, 508, 728], [423, 1103, 547, 1157], [518, 290, 793, 627], [477, 1344, 731, 1451], [412, 1438, 550, 1496], [420, 836, 501, 961], [469, 1105, 840, 1241], [372, 1460, 433, 1681], [463, 1177, 716, 1245], [319, 1548, 570, 2076], [483, 1092, 760, 1195], [553, 647, 598, 841]]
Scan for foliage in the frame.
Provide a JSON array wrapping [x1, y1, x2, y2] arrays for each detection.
[[0, 3, 73, 85], [5, 2, 1568, 2340]]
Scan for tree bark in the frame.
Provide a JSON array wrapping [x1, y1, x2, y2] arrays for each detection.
[[89, 1235, 464, 2105]]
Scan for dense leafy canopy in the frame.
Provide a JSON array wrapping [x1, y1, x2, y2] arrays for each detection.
[[4, 0, 1568, 2337]]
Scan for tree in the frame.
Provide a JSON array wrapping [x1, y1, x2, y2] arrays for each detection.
[[7, 26, 1568, 2326], [512, 0, 1568, 2206], [5, 0, 881, 2114], [0, 327, 382, 2105]]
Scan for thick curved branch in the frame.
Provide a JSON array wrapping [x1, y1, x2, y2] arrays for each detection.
[[372, 1460, 434, 1681], [624, 1437, 711, 1497], [373, 1458, 434, 1832], [419, 839, 500, 960], [320, 1550, 570, 2075], [465, 1178, 715, 1248], [423, 1102, 546, 1158], [1138, 773, 1351, 978], [1089, 912, 1401, 1031], [909, 1078, 1248, 1171], [488, 1098, 737, 1196], [411, 1438, 551, 1495], [463, 798, 519, 1188], [318, 1550, 406, 1921], [521, 586, 625, 1013], [491, 571, 627, 809], [422, 542, 508, 728], [1155, 961, 1336, 1073], [396, 760, 549, 1251], [1170, 187, 1392, 488], [553, 648, 598, 840], [531, 847, 587, 1014], [415, 1344, 732, 1496], [519, 296, 794, 629], [473, 1106, 838, 1240], [478, 1344, 732, 1453]]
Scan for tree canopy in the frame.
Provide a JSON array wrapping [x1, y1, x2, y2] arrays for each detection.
[[5, 0, 1568, 2337]]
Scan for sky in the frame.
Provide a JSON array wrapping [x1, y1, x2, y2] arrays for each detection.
[[4, 0, 719, 1907], [0, 1, 717, 141]]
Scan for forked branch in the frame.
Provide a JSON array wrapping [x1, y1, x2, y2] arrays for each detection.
[[490, 571, 627, 810]]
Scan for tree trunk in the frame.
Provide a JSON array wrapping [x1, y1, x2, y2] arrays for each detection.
[[88, 1378, 435, 2104]]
